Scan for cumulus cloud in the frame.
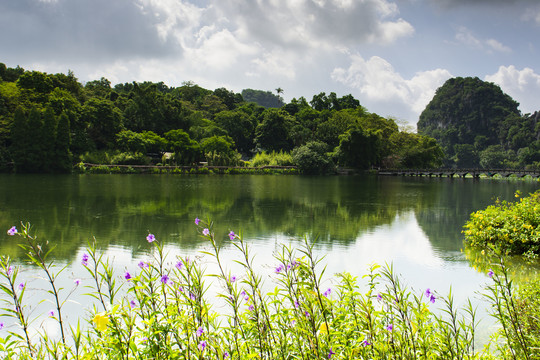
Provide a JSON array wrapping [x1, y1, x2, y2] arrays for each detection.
[[331, 54, 452, 118], [486, 65, 540, 114], [428, 0, 538, 8]]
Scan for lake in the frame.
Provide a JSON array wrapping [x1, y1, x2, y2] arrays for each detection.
[[0, 174, 538, 341]]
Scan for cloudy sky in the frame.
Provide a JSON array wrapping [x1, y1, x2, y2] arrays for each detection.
[[1, 0, 539, 129]]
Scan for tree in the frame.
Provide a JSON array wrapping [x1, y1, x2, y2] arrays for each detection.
[[82, 98, 124, 149], [336, 126, 382, 169], [163, 129, 201, 165], [241, 89, 284, 108], [55, 112, 72, 172], [255, 109, 294, 151], [200, 135, 239, 166], [214, 110, 256, 154], [292, 141, 334, 174]]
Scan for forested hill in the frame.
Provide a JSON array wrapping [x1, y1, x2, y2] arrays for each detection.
[[418, 77, 540, 168], [0, 62, 444, 173]]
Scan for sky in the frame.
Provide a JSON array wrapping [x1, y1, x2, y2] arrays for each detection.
[[1, 0, 540, 129]]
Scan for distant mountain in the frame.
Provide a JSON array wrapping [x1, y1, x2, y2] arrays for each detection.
[[241, 89, 284, 108], [418, 77, 540, 168]]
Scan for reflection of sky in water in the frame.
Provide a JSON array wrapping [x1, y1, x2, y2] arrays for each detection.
[[8, 210, 497, 345]]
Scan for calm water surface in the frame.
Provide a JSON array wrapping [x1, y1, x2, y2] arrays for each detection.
[[0, 174, 538, 339]]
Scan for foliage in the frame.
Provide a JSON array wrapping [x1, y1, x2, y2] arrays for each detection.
[[250, 151, 294, 167], [335, 126, 382, 169], [200, 135, 241, 166], [241, 89, 284, 108], [292, 141, 335, 174], [463, 190, 540, 257]]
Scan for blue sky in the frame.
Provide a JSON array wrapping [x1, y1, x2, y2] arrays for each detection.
[[1, 0, 539, 129]]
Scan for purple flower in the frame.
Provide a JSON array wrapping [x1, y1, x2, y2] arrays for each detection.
[[323, 288, 331, 297], [249, 305, 255, 312], [130, 300, 137, 309], [81, 253, 89, 267], [146, 233, 156, 243], [224, 352, 229, 358], [377, 293, 383, 301], [386, 324, 393, 331], [196, 326, 204, 337], [425, 288, 431, 298], [228, 231, 235, 240], [160, 274, 170, 284], [198, 340, 206, 351], [229, 275, 236, 283], [305, 311, 310, 318], [0, 322, 4, 330], [190, 292, 197, 301], [48, 310, 55, 317], [74, 278, 81, 286], [430, 294, 436, 303], [141, 337, 148, 343], [18, 282, 24, 290], [195, 217, 200, 225], [7, 266, 13, 276], [124, 272, 132, 281], [362, 339, 371, 346], [294, 301, 300, 308], [175, 261, 183, 270], [488, 269, 494, 278], [275, 264, 284, 274], [138, 261, 149, 269], [202, 228, 210, 236], [7, 226, 17, 236], [328, 348, 336, 359]]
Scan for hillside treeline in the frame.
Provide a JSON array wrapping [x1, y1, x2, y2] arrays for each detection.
[[418, 77, 540, 169], [0, 62, 443, 173]]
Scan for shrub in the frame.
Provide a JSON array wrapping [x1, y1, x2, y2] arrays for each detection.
[[250, 151, 294, 167], [292, 141, 334, 174], [463, 190, 540, 257]]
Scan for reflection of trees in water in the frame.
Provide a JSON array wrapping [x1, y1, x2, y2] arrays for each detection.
[[4, 174, 533, 264], [415, 178, 540, 253]]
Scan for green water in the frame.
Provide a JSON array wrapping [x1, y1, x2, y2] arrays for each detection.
[[0, 174, 538, 339]]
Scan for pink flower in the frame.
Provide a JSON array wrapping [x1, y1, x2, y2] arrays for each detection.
[[228, 231, 235, 240], [195, 217, 200, 225], [146, 234, 156, 243], [74, 278, 81, 286], [202, 228, 210, 236], [7, 226, 17, 236]]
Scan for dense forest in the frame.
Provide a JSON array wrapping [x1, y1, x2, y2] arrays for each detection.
[[418, 77, 540, 169], [0, 62, 444, 174]]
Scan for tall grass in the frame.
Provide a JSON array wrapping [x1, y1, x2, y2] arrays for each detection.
[[0, 221, 537, 359]]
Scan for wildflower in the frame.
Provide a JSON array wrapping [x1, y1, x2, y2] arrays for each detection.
[[7, 266, 13, 276], [138, 261, 149, 269], [377, 293, 383, 301], [305, 311, 310, 318], [229, 275, 236, 283], [146, 233, 156, 243], [74, 278, 81, 286], [386, 324, 393, 331], [160, 274, 170, 284], [141, 337, 148, 344], [93, 312, 109, 331], [362, 339, 371, 346], [202, 228, 210, 236], [224, 352, 229, 358], [425, 288, 431, 298], [323, 288, 331, 297], [190, 292, 197, 301], [328, 348, 336, 359], [294, 300, 300, 308], [195, 217, 200, 225], [48, 310, 55, 317], [275, 264, 284, 274], [130, 300, 137, 309], [18, 282, 24, 291], [488, 269, 494, 278], [0, 322, 4, 330], [198, 340, 207, 351], [430, 294, 436, 303], [124, 272, 132, 281], [196, 326, 204, 337], [249, 305, 255, 311], [175, 260, 183, 270], [81, 253, 89, 267], [228, 231, 235, 240], [7, 226, 17, 236]]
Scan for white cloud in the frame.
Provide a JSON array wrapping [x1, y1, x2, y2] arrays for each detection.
[[455, 27, 511, 53], [485, 65, 540, 114], [331, 54, 452, 117]]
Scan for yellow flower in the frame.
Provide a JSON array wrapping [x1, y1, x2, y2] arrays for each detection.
[[319, 322, 329, 334], [93, 312, 109, 331]]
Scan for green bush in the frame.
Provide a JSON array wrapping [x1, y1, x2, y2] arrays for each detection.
[[250, 151, 294, 167], [292, 141, 334, 174], [463, 190, 540, 257]]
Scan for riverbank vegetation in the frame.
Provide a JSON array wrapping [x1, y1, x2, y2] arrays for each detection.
[[1, 221, 539, 359], [0, 63, 443, 174]]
